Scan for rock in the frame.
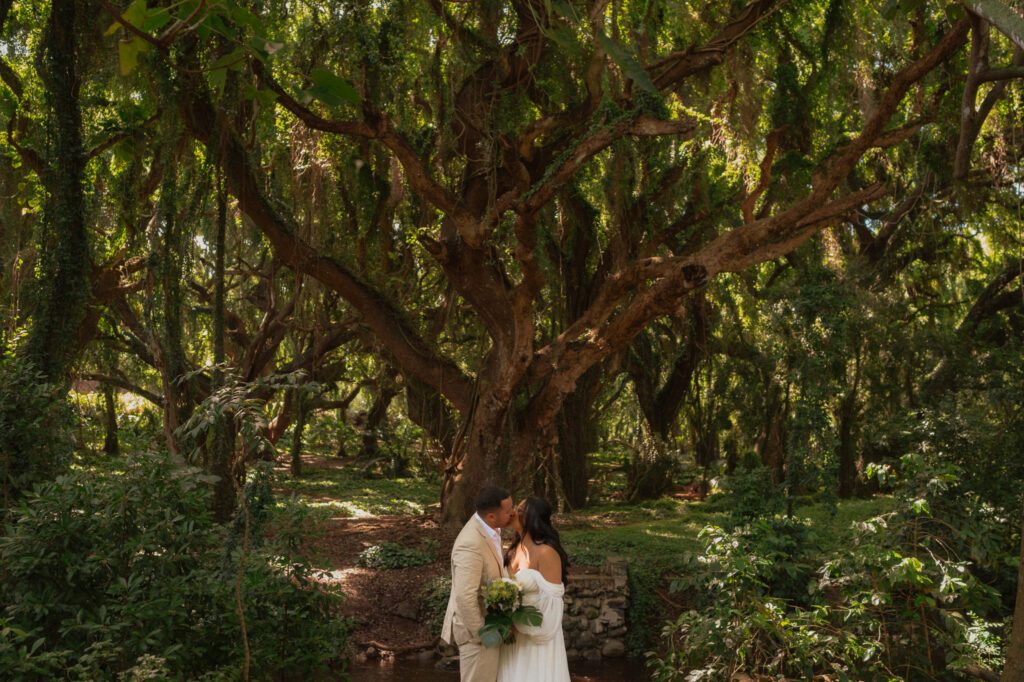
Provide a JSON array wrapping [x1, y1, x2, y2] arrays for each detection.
[[601, 639, 626, 658], [609, 625, 627, 637], [565, 648, 581, 662], [604, 557, 628, 577], [392, 599, 419, 620], [600, 607, 624, 628], [417, 650, 435, 662], [584, 648, 601, 661], [592, 620, 605, 634], [576, 631, 596, 649], [436, 655, 460, 671], [365, 646, 378, 659], [437, 643, 458, 657]]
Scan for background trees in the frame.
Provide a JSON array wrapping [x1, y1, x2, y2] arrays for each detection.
[[0, 0, 1023, 675]]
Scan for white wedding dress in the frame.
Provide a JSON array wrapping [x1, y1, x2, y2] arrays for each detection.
[[496, 568, 570, 682]]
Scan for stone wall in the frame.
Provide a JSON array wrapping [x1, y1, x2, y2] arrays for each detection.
[[561, 557, 629, 661]]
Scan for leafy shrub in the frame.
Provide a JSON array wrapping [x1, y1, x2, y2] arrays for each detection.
[[625, 433, 680, 502], [625, 562, 662, 657], [650, 454, 1006, 681], [0, 451, 349, 680], [356, 541, 436, 569], [420, 575, 452, 635], [0, 350, 74, 504], [707, 464, 786, 526]]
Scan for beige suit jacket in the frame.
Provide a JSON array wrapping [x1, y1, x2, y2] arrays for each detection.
[[441, 517, 505, 646]]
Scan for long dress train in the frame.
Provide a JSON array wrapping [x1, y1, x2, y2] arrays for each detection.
[[496, 568, 570, 682]]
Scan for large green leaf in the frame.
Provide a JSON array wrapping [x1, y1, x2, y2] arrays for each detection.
[[141, 8, 172, 33], [118, 37, 149, 76], [105, 0, 148, 36], [596, 32, 658, 95], [306, 68, 359, 107], [510, 605, 543, 627], [478, 624, 505, 649]]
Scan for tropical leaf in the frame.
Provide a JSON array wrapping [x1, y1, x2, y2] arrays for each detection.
[[118, 37, 149, 76], [306, 68, 360, 107], [596, 32, 658, 94], [478, 624, 504, 649]]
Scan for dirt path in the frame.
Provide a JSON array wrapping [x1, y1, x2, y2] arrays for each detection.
[[277, 455, 455, 656]]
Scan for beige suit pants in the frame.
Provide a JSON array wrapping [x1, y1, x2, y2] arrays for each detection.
[[458, 639, 500, 682]]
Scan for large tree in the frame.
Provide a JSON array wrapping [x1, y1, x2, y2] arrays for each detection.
[[94, 0, 982, 521]]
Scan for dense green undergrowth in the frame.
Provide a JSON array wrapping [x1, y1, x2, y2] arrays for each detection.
[[648, 458, 1012, 681], [0, 451, 350, 681]]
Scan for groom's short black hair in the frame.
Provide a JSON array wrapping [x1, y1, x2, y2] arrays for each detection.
[[476, 485, 511, 513]]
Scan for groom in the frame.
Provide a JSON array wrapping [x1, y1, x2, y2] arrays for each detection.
[[442, 485, 514, 682]]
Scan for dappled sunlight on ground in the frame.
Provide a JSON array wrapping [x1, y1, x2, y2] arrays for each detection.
[[273, 454, 440, 516]]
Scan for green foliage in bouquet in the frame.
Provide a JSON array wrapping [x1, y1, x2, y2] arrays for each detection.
[[478, 578, 543, 648]]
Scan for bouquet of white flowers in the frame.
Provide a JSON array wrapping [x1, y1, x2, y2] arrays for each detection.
[[478, 577, 542, 647]]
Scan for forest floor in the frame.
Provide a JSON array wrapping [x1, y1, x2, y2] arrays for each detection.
[[274, 454, 453, 657], [271, 452, 663, 659], [272, 452, 892, 662]]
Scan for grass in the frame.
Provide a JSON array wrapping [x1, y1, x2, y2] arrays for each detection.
[[560, 495, 895, 574], [277, 463, 441, 517], [562, 508, 727, 572]]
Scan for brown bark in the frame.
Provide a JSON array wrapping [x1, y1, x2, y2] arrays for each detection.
[[179, 83, 475, 414], [290, 389, 309, 477], [1002, 507, 1024, 681], [358, 385, 397, 460], [756, 381, 788, 484], [836, 390, 858, 499], [102, 384, 119, 456], [556, 366, 601, 509]]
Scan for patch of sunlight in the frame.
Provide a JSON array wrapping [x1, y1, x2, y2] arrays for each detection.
[[301, 499, 351, 516], [324, 567, 360, 581], [642, 528, 686, 539], [337, 502, 376, 518]]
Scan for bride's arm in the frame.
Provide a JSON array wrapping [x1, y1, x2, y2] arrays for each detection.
[[516, 552, 564, 643]]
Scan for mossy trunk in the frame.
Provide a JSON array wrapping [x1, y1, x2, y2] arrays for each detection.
[[102, 384, 119, 456], [211, 179, 234, 522], [26, 0, 90, 383], [290, 390, 309, 477], [1002, 508, 1024, 682]]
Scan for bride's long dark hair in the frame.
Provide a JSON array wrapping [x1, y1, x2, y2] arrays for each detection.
[[504, 497, 570, 584]]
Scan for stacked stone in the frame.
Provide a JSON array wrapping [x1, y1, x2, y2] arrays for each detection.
[[561, 557, 629, 661]]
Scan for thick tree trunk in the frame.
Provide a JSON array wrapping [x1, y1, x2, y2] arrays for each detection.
[[837, 390, 858, 498], [441, 399, 525, 524], [556, 367, 600, 509], [102, 384, 119, 456], [756, 381, 788, 483], [1003, 507, 1024, 681], [358, 386, 396, 459], [26, 0, 89, 382], [290, 390, 309, 477]]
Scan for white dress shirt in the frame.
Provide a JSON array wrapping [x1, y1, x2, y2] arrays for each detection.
[[473, 512, 503, 572]]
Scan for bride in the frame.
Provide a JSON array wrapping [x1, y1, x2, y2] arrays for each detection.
[[497, 496, 571, 682]]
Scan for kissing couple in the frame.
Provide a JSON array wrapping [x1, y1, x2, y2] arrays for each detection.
[[441, 485, 571, 682]]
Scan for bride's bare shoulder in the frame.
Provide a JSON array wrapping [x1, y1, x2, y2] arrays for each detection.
[[533, 545, 562, 584]]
